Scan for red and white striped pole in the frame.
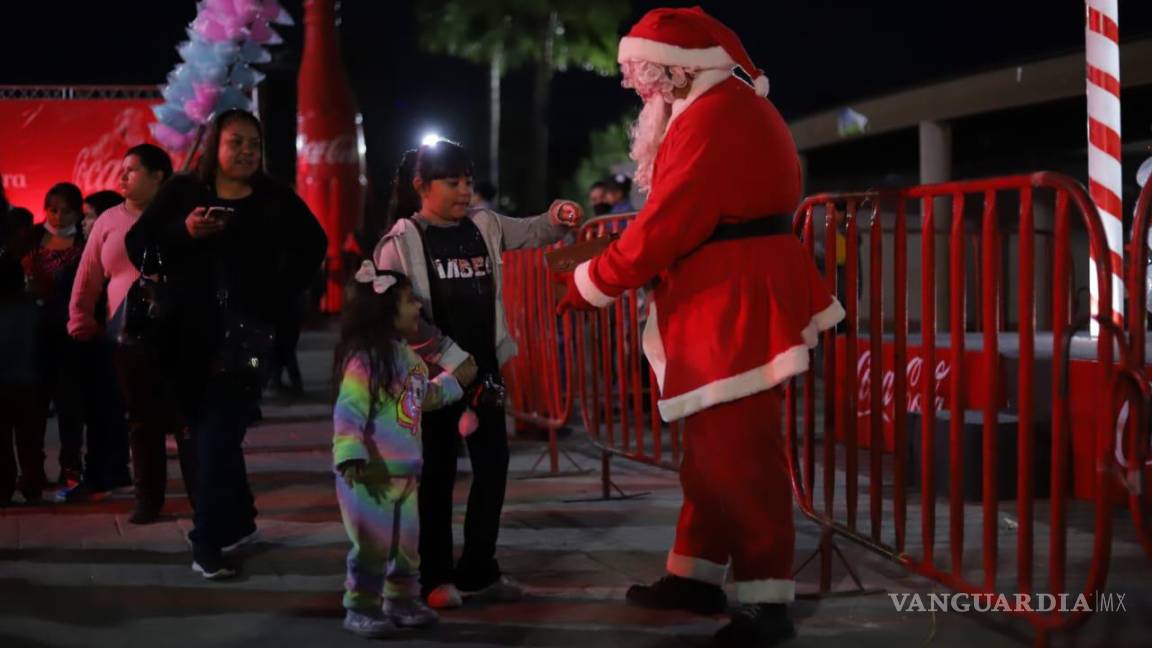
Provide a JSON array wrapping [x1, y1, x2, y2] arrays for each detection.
[[1086, 0, 1124, 333]]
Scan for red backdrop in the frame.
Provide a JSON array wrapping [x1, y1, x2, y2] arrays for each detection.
[[0, 99, 182, 221]]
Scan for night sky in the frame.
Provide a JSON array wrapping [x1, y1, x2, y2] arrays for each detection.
[[3, 1, 1152, 214]]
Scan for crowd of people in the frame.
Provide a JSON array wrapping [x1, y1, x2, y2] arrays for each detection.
[[2, 7, 836, 647]]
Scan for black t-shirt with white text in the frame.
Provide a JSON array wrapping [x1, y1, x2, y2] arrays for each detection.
[[419, 218, 498, 375]]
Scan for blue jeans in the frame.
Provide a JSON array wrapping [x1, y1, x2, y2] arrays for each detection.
[[189, 395, 257, 556]]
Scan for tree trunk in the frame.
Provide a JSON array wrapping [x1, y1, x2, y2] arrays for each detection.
[[489, 47, 502, 189], [526, 11, 556, 212]]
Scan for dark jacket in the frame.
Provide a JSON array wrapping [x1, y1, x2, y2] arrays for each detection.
[[125, 173, 327, 411]]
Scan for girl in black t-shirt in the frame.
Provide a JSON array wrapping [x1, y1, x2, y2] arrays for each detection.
[[373, 140, 581, 608]]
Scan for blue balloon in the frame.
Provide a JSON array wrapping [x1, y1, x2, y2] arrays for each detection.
[[177, 38, 213, 64], [229, 65, 265, 89], [153, 102, 196, 133], [214, 86, 251, 114], [161, 80, 195, 104], [239, 40, 271, 64], [213, 41, 240, 61]]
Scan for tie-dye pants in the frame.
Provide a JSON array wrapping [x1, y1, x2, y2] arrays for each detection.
[[335, 468, 420, 610]]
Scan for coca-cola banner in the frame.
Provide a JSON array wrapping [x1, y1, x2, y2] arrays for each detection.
[[833, 339, 1003, 453], [0, 99, 181, 220]]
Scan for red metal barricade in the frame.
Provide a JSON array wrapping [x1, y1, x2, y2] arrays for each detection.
[[568, 214, 684, 496], [1114, 178, 1152, 559], [499, 173, 1148, 644], [789, 172, 1123, 645], [500, 243, 577, 473]]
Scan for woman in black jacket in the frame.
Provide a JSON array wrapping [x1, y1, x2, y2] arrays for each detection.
[[126, 110, 327, 579]]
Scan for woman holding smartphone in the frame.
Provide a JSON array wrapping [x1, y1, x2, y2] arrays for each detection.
[[126, 110, 327, 579]]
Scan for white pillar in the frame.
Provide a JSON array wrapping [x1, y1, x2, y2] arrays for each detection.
[[1086, 0, 1124, 334]]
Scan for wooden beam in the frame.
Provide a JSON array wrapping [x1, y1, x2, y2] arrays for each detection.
[[790, 38, 1152, 151]]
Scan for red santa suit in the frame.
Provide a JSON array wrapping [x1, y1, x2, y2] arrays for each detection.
[[563, 8, 844, 605]]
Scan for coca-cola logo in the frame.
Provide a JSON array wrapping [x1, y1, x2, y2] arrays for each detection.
[[71, 107, 152, 196], [73, 153, 121, 196], [297, 134, 359, 166], [2, 173, 27, 189], [856, 350, 951, 422]]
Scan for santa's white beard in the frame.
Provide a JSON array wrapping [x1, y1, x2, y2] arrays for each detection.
[[629, 96, 671, 194]]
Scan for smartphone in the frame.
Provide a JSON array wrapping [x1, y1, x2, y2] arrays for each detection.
[[204, 206, 235, 224]]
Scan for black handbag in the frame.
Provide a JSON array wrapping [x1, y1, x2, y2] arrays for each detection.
[[118, 246, 174, 345], [211, 303, 275, 397], [209, 255, 275, 397]]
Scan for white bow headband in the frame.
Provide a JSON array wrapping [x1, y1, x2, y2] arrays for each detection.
[[354, 260, 399, 295]]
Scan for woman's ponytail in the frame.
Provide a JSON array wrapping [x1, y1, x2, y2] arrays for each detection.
[[385, 149, 421, 230]]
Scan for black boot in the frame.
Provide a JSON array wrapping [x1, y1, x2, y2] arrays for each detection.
[[625, 574, 727, 614], [714, 603, 795, 647]]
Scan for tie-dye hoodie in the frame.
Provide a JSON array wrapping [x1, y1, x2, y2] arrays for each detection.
[[332, 342, 463, 475]]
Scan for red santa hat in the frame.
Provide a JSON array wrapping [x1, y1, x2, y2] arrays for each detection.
[[617, 5, 769, 97]]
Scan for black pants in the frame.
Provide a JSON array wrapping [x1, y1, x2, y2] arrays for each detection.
[[271, 313, 302, 391], [39, 335, 85, 477], [76, 340, 131, 489], [419, 401, 510, 593], [0, 385, 45, 502], [189, 394, 257, 558], [114, 342, 197, 513]]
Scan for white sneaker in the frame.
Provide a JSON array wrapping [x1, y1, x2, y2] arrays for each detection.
[[465, 575, 524, 602], [343, 609, 396, 638], [426, 584, 463, 609], [191, 557, 238, 581], [222, 529, 260, 554], [384, 597, 439, 627]]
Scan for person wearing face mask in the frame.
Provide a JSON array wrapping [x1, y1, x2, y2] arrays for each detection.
[[373, 140, 582, 609], [69, 144, 197, 523], [126, 110, 327, 579], [23, 183, 91, 490], [81, 191, 125, 240]]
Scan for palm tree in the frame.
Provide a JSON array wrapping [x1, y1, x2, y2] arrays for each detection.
[[417, 0, 625, 209]]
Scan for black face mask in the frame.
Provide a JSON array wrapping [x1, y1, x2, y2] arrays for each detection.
[[592, 203, 613, 216]]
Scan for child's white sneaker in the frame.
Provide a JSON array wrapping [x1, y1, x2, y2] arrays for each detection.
[[343, 609, 396, 638], [426, 583, 463, 609], [384, 597, 439, 627], [466, 575, 524, 602]]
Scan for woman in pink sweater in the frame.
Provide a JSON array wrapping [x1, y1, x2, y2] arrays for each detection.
[[69, 144, 194, 523]]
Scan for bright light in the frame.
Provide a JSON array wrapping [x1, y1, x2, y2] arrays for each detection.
[[421, 132, 442, 147]]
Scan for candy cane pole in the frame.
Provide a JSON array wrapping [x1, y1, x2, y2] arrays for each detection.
[[1086, 0, 1123, 334]]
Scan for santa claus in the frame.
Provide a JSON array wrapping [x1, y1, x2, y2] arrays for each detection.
[[557, 6, 844, 647]]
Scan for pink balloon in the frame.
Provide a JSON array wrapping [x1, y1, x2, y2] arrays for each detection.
[[255, 0, 281, 22], [184, 84, 221, 122], [248, 21, 281, 45], [204, 0, 236, 18], [193, 15, 231, 42], [231, 0, 260, 23], [152, 123, 194, 151]]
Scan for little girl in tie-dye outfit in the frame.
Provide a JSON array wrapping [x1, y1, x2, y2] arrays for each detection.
[[332, 261, 463, 638]]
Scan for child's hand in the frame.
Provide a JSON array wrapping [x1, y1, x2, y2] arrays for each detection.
[[548, 200, 583, 228], [338, 459, 367, 487]]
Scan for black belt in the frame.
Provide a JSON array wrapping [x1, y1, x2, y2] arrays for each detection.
[[705, 215, 794, 245]]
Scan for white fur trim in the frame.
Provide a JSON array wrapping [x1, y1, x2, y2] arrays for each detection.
[[641, 302, 666, 390], [735, 579, 795, 604], [574, 260, 616, 307], [654, 299, 845, 422], [753, 74, 770, 97], [666, 552, 728, 586], [668, 68, 734, 129], [618, 36, 734, 69], [657, 345, 810, 422], [800, 299, 846, 348]]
